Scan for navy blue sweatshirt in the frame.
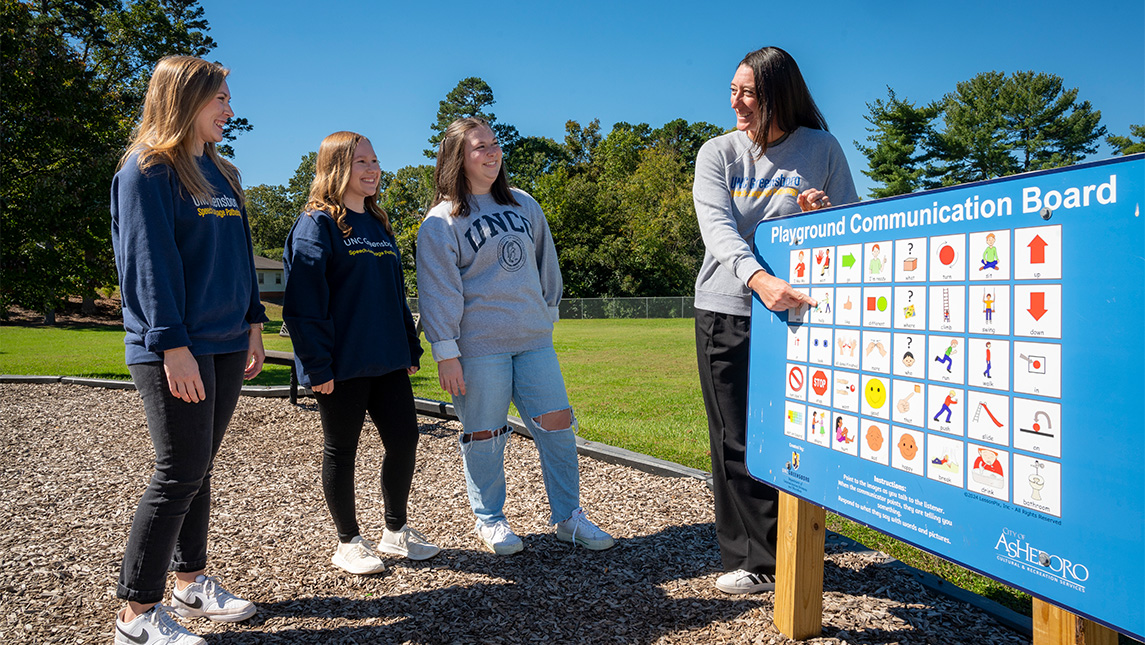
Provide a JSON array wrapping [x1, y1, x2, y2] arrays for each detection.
[[282, 209, 422, 387], [111, 153, 267, 365]]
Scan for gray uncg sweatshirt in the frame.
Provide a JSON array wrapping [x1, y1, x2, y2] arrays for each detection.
[[417, 189, 562, 362], [693, 127, 859, 316]]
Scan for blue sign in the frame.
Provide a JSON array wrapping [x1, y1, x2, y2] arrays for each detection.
[[747, 155, 1144, 640]]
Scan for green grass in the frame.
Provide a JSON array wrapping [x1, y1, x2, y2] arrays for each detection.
[[0, 310, 1029, 615]]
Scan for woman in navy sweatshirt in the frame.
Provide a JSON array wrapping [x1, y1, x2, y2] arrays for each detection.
[[110, 56, 267, 645], [283, 132, 439, 575]]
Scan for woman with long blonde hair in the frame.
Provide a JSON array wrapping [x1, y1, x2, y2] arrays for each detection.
[[283, 132, 438, 575], [111, 55, 266, 644]]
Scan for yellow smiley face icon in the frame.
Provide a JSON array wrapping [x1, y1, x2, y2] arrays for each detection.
[[865, 378, 887, 409]]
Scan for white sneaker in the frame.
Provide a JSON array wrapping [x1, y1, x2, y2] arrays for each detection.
[[377, 524, 441, 561], [115, 604, 205, 644], [475, 519, 524, 555], [715, 569, 776, 594], [331, 535, 386, 574], [554, 507, 615, 550], [170, 574, 256, 622]]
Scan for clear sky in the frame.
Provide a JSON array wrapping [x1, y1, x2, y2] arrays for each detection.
[[199, 0, 1145, 198]]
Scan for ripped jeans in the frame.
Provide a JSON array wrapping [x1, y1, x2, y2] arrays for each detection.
[[452, 346, 580, 525]]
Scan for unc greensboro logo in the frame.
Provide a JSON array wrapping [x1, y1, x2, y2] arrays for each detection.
[[786, 452, 800, 471], [498, 235, 526, 272]]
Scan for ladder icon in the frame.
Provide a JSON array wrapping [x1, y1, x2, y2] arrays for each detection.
[[942, 288, 950, 322]]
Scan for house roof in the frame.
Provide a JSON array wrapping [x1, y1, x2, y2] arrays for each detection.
[[253, 255, 284, 270]]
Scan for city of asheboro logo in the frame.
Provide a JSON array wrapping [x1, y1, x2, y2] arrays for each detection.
[[994, 527, 1088, 592]]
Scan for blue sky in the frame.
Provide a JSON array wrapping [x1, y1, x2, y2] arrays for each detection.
[[200, 0, 1144, 198]]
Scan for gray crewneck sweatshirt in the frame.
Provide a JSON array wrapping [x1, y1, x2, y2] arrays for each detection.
[[693, 127, 858, 316], [417, 189, 562, 362]]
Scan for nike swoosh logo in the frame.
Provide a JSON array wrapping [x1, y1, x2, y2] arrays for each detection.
[[116, 624, 149, 644], [181, 595, 203, 609]]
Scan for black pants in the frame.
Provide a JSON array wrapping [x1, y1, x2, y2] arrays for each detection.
[[695, 309, 778, 575], [314, 370, 419, 541], [118, 351, 246, 603]]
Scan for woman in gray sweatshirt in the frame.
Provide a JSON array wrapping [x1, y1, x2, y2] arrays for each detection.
[[693, 46, 858, 595], [417, 117, 614, 556]]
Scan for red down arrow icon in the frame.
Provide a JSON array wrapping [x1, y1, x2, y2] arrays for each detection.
[[1028, 291, 1048, 321]]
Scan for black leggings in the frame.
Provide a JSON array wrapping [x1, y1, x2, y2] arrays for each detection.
[[314, 370, 420, 541], [119, 351, 246, 602]]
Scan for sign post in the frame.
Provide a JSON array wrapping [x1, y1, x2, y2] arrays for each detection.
[[749, 155, 1145, 641], [1033, 599, 1116, 645], [773, 492, 826, 640]]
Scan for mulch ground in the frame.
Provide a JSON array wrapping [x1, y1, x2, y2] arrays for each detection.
[[0, 383, 1025, 644]]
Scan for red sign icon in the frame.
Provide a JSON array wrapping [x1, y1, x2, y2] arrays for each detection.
[[788, 366, 804, 392], [811, 370, 828, 396]]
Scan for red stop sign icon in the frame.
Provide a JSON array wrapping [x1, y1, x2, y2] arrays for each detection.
[[811, 370, 828, 396]]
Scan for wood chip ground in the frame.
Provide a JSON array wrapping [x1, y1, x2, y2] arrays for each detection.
[[0, 383, 1026, 644]]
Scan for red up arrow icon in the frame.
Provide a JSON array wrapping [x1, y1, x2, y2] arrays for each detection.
[[1028, 291, 1048, 321], [1028, 235, 1048, 264]]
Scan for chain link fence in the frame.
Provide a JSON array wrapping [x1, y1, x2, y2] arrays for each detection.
[[407, 297, 695, 319]]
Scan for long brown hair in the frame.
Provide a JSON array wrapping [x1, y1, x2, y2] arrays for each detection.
[[305, 131, 391, 237], [738, 46, 828, 157], [430, 117, 518, 218], [120, 56, 244, 207]]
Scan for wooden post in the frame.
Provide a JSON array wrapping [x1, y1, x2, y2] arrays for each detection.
[[773, 492, 827, 640], [1033, 598, 1118, 645]]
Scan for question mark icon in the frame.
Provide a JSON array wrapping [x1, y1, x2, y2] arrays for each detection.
[[908, 290, 913, 302], [908, 242, 914, 255], [907, 337, 913, 348]]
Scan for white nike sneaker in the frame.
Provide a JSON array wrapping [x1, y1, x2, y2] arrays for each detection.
[[114, 604, 205, 645], [170, 574, 256, 622]]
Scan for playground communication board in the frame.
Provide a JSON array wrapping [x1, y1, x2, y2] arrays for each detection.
[[746, 155, 1144, 639]]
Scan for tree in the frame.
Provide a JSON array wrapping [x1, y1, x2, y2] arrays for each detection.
[[615, 145, 703, 295], [595, 122, 648, 185], [855, 88, 941, 198], [505, 135, 567, 194], [998, 71, 1104, 171], [1107, 124, 1145, 156], [380, 164, 435, 293], [563, 119, 602, 169], [245, 184, 294, 253], [648, 119, 723, 171], [285, 152, 317, 217], [243, 152, 322, 261], [2, 1, 118, 322], [932, 71, 1105, 185], [860, 71, 1107, 195], [1, 0, 241, 322], [535, 119, 710, 298], [426, 77, 501, 156]]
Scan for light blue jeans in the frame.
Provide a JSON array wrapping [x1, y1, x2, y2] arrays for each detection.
[[453, 346, 580, 525]]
